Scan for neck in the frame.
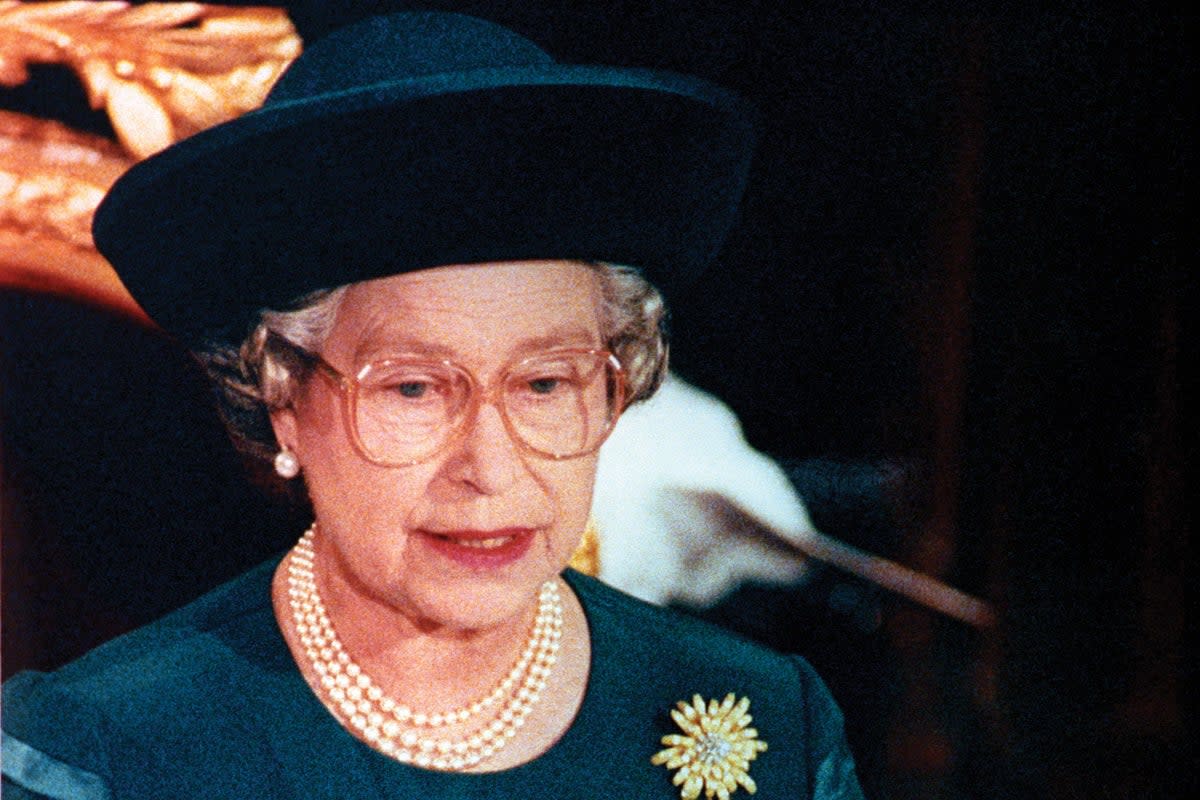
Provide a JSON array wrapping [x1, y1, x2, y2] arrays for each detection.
[[333, 602, 539, 714], [280, 526, 554, 717], [272, 528, 590, 772]]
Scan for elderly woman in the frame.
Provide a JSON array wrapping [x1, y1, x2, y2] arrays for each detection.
[[2, 12, 863, 800]]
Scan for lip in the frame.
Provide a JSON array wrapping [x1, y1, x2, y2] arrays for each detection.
[[416, 527, 537, 569]]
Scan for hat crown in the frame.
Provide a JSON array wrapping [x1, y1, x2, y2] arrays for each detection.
[[96, 10, 757, 347], [268, 12, 554, 105]]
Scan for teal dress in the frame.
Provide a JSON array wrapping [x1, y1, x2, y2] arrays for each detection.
[[2, 560, 863, 799]]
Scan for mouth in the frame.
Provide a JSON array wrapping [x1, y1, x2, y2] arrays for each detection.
[[417, 527, 538, 568], [430, 531, 523, 548]]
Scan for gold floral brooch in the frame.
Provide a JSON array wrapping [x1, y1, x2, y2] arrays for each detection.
[[651, 693, 768, 800]]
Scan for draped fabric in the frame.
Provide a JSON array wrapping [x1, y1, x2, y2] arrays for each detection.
[[3, 560, 863, 800]]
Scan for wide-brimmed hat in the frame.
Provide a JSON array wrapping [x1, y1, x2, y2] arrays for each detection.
[[93, 11, 758, 347]]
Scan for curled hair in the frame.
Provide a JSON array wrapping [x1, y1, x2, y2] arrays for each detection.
[[200, 263, 668, 461], [199, 286, 347, 461], [589, 262, 669, 405]]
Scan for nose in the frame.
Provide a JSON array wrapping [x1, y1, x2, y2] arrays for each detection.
[[445, 399, 527, 494]]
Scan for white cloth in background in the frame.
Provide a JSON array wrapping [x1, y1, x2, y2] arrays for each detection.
[[591, 373, 814, 607]]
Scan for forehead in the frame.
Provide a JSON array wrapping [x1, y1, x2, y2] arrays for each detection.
[[326, 260, 604, 364]]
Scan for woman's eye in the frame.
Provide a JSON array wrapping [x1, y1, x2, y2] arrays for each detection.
[[527, 377, 560, 394], [396, 381, 429, 398], [376, 373, 443, 399]]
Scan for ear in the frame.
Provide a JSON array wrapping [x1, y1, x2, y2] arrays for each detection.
[[269, 406, 300, 453]]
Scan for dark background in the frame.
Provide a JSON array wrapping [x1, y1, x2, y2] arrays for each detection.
[[2, 3, 1192, 798]]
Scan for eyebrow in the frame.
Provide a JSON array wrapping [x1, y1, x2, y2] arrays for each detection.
[[352, 325, 602, 364]]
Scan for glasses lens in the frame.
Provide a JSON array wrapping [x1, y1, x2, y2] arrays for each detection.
[[503, 352, 622, 458], [353, 360, 471, 464], [349, 352, 623, 465]]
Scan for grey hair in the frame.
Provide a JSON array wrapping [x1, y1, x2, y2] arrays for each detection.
[[199, 285, 346, 460], [200, 262, 668, 460], [591, 262, 669, 405]]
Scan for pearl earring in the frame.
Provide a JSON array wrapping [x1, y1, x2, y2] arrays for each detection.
[[274, 447, 301, 479]]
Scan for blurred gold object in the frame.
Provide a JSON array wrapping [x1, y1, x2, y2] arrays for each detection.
[[567, 518, 601, 576], [0, 112, 131, 247], [0, 111, 143, 314], [0, 2, 300, 313], [0, 1, 301, 158]]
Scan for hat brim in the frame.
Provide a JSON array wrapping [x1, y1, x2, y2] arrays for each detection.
[[93, 65, 757, 346]]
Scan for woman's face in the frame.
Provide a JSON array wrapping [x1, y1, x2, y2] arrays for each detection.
[[272, 261, 605, 632]]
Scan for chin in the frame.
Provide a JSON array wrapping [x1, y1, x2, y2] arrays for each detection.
[[408, 578, 549, 633], [394, 550, 561, 627]]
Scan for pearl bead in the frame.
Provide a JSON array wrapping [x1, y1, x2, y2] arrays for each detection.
[[286, 525, 563, 772]]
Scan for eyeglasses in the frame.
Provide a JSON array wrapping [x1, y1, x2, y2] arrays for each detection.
[[277, 336, 626, 466]]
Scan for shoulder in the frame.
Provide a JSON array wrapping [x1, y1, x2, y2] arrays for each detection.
[[3, 558, 284, 762], [11, 557, 280, 689], [566, 568, 840, 719], [565, 570, 864, 798], [567, 568, 800, 679]]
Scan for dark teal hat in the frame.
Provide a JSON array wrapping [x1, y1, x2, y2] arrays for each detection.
[[93, 12, 758, 346]]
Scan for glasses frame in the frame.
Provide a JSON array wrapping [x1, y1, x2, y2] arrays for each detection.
[[276, 335, 627, 467]]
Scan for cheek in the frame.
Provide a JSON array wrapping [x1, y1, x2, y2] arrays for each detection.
[[291, 388, 428, 526], [546, 458, 599, 542], [290, 379, 343, 451]]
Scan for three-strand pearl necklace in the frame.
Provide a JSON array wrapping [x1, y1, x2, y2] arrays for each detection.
[[285, 526, 563, 771]]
